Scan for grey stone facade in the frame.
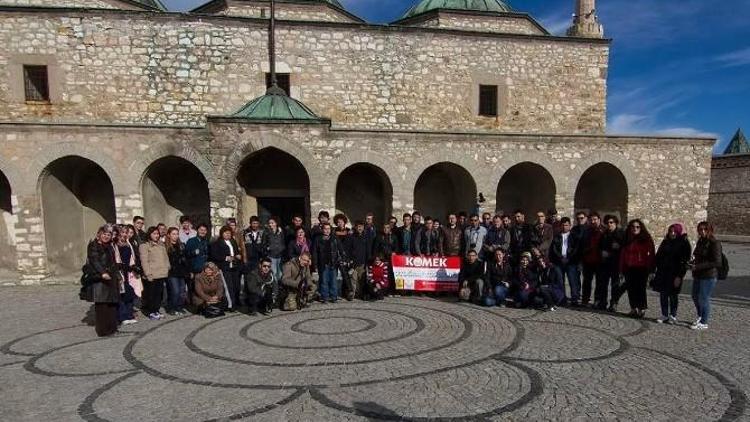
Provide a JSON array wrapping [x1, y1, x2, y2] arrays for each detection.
[[708, 153, 750, 236], [0, 1, 715, 283]]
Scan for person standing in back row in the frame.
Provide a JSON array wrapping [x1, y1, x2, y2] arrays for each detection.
[[689, 221, 723, 331], [210, 226, 242, 312]]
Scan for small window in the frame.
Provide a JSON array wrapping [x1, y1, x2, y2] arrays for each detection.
[[266, 73, 290, 96], [478, 84, 498, 117], [23, 65, 49, 102]]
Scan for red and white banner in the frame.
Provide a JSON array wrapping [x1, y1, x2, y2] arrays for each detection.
[[391, 254, 461, 292]]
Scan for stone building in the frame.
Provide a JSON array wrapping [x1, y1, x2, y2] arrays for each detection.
[[708, 128, 750, 237], [0, 0, 714, 283]]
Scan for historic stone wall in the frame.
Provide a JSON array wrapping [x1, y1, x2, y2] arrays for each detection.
[[0, 121, 712, 283], [708, 154, 750, 236], [217, 2, 357, 23], [0, 8, 608, 133], [409, 12, 545, 35], [0, 0, 134, 9]]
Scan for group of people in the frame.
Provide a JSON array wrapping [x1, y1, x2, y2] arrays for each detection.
[[81, 207, 724, 337]]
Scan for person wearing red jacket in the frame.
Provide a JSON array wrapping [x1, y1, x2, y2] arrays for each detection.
[[613, 219, 656, 318]]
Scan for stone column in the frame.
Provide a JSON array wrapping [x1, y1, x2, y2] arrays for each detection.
[[115, 192, 143, 224], [14, 194, 48, 284], [556, 190, 575, 218]]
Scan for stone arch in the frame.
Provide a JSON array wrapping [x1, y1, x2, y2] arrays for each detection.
[[225, 132, 320, 192], [141, 156, 211, 228], [414, 162, 478, 222], [39, 156, 116, 277], [27, 142, 122, 195], [335, 163, 394, 225], [236, 146, 311, 227], [130, 143, 214, 192], [496, 162, 557, 218], [0, 169, 15, 272], [329, 149, 403, 192], [570, 152, 638, 195], [575, 162, 629, 223]]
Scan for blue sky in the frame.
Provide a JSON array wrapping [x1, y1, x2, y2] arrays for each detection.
[[164, 0, 750, 151]]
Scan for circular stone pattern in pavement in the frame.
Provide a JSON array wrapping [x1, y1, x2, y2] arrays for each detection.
[[290, 316, 377, 335], [2, 295, 748, 421]]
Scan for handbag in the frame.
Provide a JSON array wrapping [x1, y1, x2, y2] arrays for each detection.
[[459, 282, 471, 301], [203, 305, 225, 318]]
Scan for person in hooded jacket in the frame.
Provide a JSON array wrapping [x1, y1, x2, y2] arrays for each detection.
[[652, 223, 691, 324]]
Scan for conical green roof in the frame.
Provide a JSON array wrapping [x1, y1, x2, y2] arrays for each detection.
[[723, 128, 750, 155], [401, 0, 513, 19], [231, 86, 322, 121]]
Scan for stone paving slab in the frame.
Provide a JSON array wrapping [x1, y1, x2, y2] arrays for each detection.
[[0, 285, 748, 421]]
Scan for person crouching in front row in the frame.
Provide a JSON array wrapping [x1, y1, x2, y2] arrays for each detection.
[[192, 262, 227, 316], [365, 255, 390, 301], [281, 252, 317, 311], [246, 257, 275, 315], [459, 250, 485, 304]]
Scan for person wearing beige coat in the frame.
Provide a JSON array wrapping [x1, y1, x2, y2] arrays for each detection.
[[139, 226, 171, 320]]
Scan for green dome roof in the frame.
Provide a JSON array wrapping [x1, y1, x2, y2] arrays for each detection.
[[401, 0, 513, 19], [231, 86, 322, 121]]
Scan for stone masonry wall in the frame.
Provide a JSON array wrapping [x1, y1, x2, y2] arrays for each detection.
[[0, 0, 128, 9], [708, 154, 750, 236], [410, 12, 545, 35], [0, 9, 608, 133], [0, 122, 712, 283], [218, 2, 356, 23]]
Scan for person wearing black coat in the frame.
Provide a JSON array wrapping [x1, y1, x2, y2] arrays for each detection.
[[689, 222, 724, 330], [459, 250, 485, 304], [549, 217, 582, 306], [312, 223, 341, 303], [396, 214, 417, 255], [486, 248, 511, 306], [349, 222, 372, 299], [85, 226, 121, 337], [653, 224, 691, 324], [210, 226, 243, 311], [598, 216, 625, 311]]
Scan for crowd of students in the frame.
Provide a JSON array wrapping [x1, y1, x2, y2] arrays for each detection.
[[80, 208, 724, 337]]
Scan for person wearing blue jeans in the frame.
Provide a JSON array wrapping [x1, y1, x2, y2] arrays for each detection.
[[166, 228, 189, 315], [689, 221, 723, 330], [312, 222, 340, 304], [549, 217, 581, 306], [487, 248, 511, 307]]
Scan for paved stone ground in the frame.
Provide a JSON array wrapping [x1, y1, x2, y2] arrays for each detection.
[[0, 284, 749, 421]]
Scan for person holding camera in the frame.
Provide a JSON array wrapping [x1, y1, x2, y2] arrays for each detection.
[[210, 225, 243, 312], [281, 252, 316, 311], [464, 214, 488, 259]]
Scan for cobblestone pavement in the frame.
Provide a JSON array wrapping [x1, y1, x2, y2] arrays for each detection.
[[1, 285, 748, 421]]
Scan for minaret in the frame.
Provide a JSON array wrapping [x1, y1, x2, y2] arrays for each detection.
[[266, 0, 285, 95], [567, 0, 604, 38]]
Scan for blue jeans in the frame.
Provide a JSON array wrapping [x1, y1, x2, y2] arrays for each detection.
[[270, 257, 282, 298], [166, 276, 186, 312], [692, 278, 717, 324], [319, 266, 338, 301], [493, 285, 508, 305], [557, 262, 581, 303], [118, 280, 135, 322]]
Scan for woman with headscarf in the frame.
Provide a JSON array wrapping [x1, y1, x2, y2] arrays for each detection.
[[287, 227, 311, 261], [85, 225, 122, 336], [652, 223, 691, 324]]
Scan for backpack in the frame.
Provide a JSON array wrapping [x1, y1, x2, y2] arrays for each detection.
[[718, 253, 729, 281]]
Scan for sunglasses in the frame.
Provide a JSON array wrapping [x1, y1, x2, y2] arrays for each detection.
[[261, 264, 271, 268]]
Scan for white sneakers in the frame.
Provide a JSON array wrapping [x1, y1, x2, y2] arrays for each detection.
[[667, 316, 678, 325], [656, 316, 669, 324], [122, 319, 138, 325], [690, 318, 709, 330]]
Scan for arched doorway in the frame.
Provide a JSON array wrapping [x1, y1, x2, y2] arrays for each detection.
[[496, 162, 556, 217], [336, 163, 393, 225], [414, 162, 477, 222], [40, 156, 116, 276], [237, 147, 310, 226], [0, 170, 15, 273], [575, 162, 628, 222], [142, 156, 211, 228]]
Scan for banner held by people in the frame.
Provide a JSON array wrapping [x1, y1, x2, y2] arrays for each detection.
[[392, 254, 461, 292]]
